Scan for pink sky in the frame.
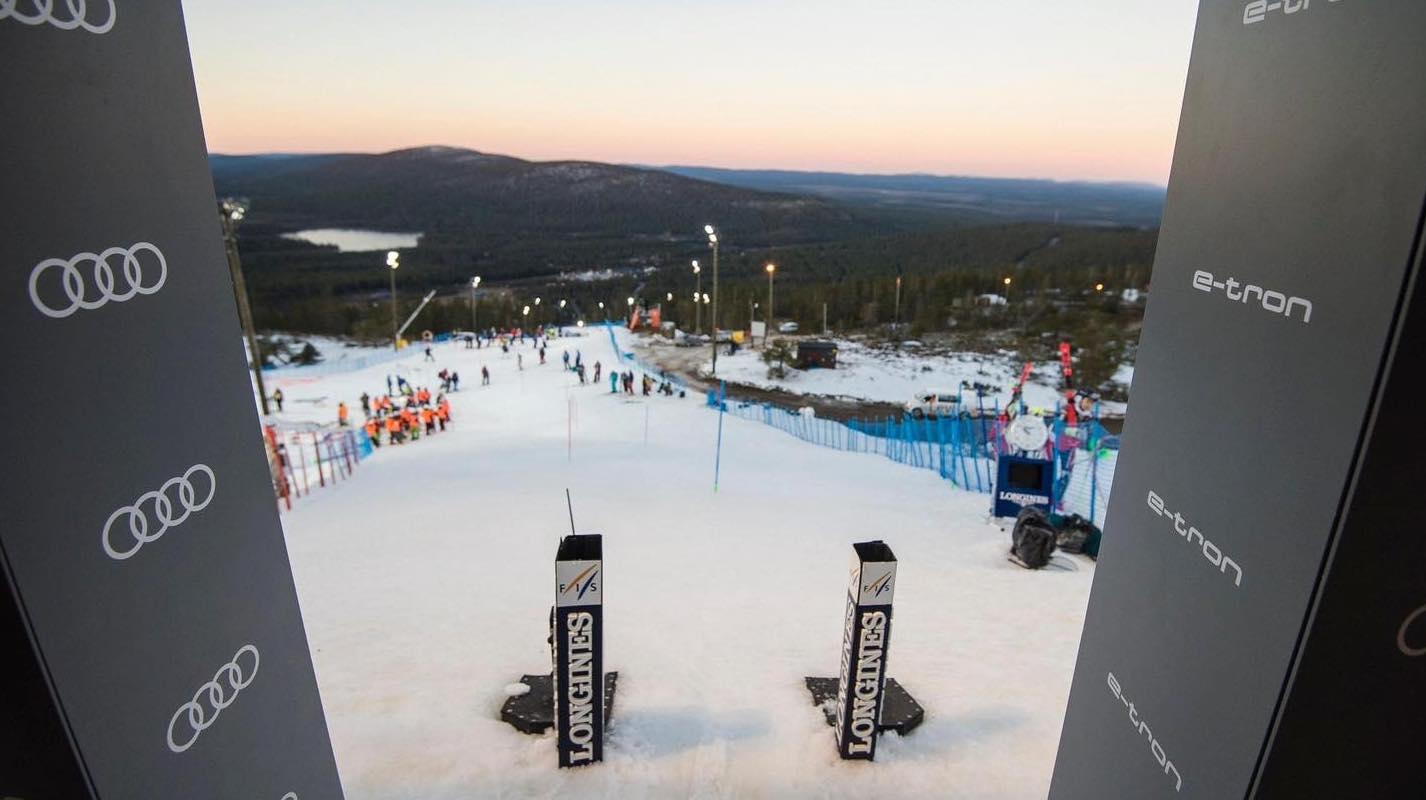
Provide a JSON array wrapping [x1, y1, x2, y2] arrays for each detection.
[[185, 0, 1198, 184]]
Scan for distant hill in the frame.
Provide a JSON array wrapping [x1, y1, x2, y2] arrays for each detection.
[[211, 146, 876, 247], [657, 166, 1164, 228]]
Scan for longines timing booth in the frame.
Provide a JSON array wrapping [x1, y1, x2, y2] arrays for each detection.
[[1, 4, 344, 798], [1050, 2, 1426, 798]]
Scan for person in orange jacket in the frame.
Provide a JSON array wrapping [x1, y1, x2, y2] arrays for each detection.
[[338, 402, 350, 427], [386, 414, 402, 444], [365, 418, 381, 448], [421, 406, 435, 435], [435, 404, 448, 431]]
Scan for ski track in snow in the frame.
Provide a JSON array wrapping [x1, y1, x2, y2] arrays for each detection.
[[261, 328, 1094, 799]]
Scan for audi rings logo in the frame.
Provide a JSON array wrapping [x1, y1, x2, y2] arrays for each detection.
[[1399, 604, 1426, 658], [167, 644, 259, 754], [0, 0, 116, 33], [102, 464, 215, 561], [28, 242, 167, 319]]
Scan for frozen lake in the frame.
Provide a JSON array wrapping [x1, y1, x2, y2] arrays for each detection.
[[282, 228, 422, 252]]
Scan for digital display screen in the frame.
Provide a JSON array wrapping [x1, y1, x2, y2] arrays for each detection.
[[1007, 461, 1047, 490]]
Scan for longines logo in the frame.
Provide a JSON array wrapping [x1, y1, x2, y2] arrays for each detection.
[[1399, 603, 1425, 658], [1192, 270, 1313, 324], [1243, 0, 1344, 27], [564, 611, 598, 764], [1108, 672, 1183, 792], [1147, 491, 1243, 587], [999, 490, 1048, 506]]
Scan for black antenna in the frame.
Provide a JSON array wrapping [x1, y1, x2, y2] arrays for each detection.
[[565, 488, 577, 536]]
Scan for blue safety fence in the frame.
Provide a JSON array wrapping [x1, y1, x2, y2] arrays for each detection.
[[604, 322, 690, 391], [708, 391, 1118, 527]]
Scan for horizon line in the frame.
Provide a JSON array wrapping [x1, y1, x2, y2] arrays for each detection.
[[207, 145, 1169, 190]]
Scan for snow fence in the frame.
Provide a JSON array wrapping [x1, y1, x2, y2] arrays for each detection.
[[708, 392, 1117, 528]]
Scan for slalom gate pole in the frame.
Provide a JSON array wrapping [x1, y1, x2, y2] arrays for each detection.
[[296, 435, 310, 496], [714, 380, 726, 492], [554, 533, 604, 767], [834, 541, 897, 760], [313, 433, 325, 488]]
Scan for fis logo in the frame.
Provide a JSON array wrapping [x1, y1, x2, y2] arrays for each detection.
[[560, 564, 600, 600], [863, 571, 894, 599], [1244, 0, 1344, 26]]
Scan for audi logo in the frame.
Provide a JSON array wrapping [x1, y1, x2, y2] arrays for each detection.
[[167, 644, 259, 754], [1400, 604, 1426, 658], [0, 0, 116, 33], [102, 464, 215, 561], [28, 241, 166, 319]]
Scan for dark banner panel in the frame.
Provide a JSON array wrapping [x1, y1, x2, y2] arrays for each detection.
[[1, 3, 344, 798], [1051, 2, 1426, 797]]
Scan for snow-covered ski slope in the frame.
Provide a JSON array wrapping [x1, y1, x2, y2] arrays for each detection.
[[263, 327, 1094, 799]]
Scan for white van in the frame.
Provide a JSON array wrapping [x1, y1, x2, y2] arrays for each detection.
[[905, 390, 962, 419]]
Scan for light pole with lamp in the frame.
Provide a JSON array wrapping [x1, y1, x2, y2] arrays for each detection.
[[469, 276, 481, 337], [218, 199, 270, 415], [692, 260, 702, 334], [765, 263, 776, 347], [387, 250, 400, 350], [705, 225, 720, 374]]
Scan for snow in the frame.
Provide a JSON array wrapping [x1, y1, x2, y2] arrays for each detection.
[[262, 326, 1094, 799], [688, 337, 1070, 413]]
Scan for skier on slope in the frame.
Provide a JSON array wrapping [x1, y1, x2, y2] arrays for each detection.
[[610, 371, 619, 393], [271, 387, 284, 412], [481, 365, 491, 386], [562, 350, 571, 370], [593, 361, 601, 384]]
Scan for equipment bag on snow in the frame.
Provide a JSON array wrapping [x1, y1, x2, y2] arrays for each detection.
[[1052, 513, 1100, 557], [1010, 507, 1057, 569]]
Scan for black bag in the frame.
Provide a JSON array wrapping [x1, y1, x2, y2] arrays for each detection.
[[1011, 506, 1057, 569], [1051, 513, 1102, 558]]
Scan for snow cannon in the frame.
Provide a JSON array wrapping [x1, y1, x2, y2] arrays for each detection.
[[553, 533, 605, 767]]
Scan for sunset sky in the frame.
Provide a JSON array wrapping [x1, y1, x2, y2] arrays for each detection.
[[184, 0, 1199, 185]]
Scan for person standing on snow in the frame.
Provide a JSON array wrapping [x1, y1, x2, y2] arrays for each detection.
[[481, 365, 491, 386], [272, 387, 284, 412], [360, 392, 371, 418], [593, 361, 601, 384], [539, 346, 546, 365], [338, 402, 350, 427], [562, 350, 571, 370], [610, 371, 619, 393]]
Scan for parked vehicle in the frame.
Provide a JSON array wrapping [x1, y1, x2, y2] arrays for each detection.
[[905, 390, 962, 419], [777, 321, 800, 333]]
